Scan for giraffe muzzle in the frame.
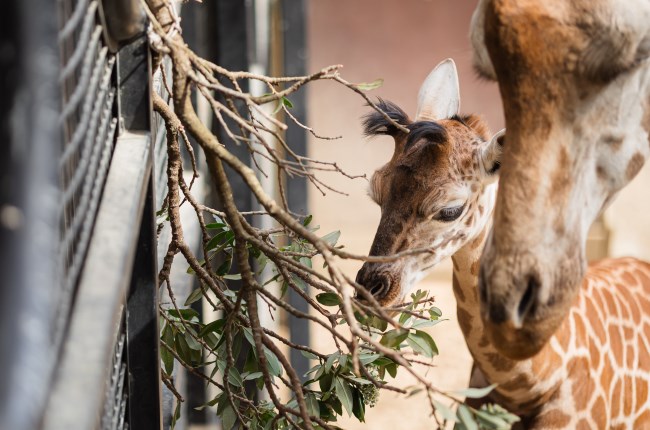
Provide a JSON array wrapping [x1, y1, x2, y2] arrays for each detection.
[[355, 264, 401, 305], [479, 258, 579, 359]]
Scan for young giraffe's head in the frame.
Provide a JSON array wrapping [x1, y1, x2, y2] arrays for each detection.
[[356, 59, 504, 306], [470, 0, 650, 358]]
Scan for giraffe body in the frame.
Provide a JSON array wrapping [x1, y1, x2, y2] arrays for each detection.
[[456, 238, 650, 428], [355, 59, 650, 428]]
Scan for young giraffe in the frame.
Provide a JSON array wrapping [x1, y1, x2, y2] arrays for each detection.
[[469, 0, 650, 359], [355, 60, 650, 428]]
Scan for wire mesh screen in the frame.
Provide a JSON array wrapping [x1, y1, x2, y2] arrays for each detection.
[[56, 1, 126, 428], [57, 0, 118, 343]]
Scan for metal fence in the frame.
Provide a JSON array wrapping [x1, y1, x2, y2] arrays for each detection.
[[0, 1, 308, 429], [1, 1, 163, 429]]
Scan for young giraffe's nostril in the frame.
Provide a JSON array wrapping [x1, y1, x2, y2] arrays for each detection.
[[366, 274, 390, 299]]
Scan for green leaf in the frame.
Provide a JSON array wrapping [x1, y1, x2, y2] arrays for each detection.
[[161, 344, 174, 375], [411, 318, 446, 329], [347, 377, 373, 385], [366, 316, 388, 332], [473, 409, 510, 429], [216, 257, 233, 276], [429, 307, 443, 318], [321, 230, 341, 247], [325, 352, 339, 373], [184, 331, 202, 351], [282, 96, 294, 109], [316, 292, 341, 306], [359, 353, 381, 365], [168, 308, 200, 321], [299, 256, 312, 269], [454, 384, 497, 399], [302, 215, 313, 226], [161, 324, 175, 373], [352, 388, 366, 422], [221, 402, 237, 430], [223, 273, 242, 280], [264, 348, 283, 377], [300, 350, 319, 360], [334, 377, 354, 416], [290, 273, 308, 291], [399, 311, 412, 325], [319, 372, 333, 392], [354, 78, 384, 91], [228, 367, 243, 387], [198, 319, 225, 337], [385, 362, 398, 378], [174, 334, 192, 364], [170, 400, 181, 429], [406, 330, 438, 358], [243, 371, 264, 381], [205, 230, 232, 252], [194, 394, 220, 411], [379, 329, 409, 348], [184, 287, 204, 306], [457, 404, 479, 430], [433, 400, 457, 422], [479, 404, 520, 426], [204, 222, 227, 230], [306, 393, 320, 419], [339, 354, 348, 369]]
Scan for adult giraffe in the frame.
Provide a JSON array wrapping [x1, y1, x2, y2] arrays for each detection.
[[356, 59, 650, 428], [470, 0, 650, 359]]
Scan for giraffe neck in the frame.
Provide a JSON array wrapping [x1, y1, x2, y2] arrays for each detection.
[[450, 211, 568, 411]]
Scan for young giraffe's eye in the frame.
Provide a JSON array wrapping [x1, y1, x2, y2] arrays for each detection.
[[434, 205, 465, 222]]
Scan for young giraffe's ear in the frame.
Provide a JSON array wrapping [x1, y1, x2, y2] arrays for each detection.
[[480, 129, 506, 180], [415, 58, 461, 122]]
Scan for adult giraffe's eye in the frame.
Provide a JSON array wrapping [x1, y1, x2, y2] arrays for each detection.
[[435, 205, 465, 222]]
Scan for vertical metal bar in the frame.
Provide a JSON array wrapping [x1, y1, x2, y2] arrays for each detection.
[[118, 33, 162, 430], [126, 176, 163, 430], [205, 0, 260, 403], [281, 0, 311, 381], [118, 35, 152, 132]]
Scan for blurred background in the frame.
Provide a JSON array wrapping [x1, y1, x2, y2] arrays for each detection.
[[2, 1, 648, 430]]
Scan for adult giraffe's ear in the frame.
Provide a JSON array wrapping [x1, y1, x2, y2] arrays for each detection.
[[415, 58, 461, 122], [480, 129, 505, 181]]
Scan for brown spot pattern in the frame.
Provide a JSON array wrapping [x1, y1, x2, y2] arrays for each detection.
[[626, 152, 645, 181]]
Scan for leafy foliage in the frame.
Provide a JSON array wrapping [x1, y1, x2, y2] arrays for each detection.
[[160, 215, 519, 429], [146, 1, 519, 427]]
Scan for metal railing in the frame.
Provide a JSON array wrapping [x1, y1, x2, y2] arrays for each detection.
[[0, 0, 163, 429], [0, 1, 309, 429]]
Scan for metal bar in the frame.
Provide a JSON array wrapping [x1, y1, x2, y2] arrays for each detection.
[[117, 28, 163, 430], [281, 0, 311, 382], [98, 0, 146, 52], [42, 132, 153, 430], [118, 34, 152, 132], [126, 173, 163, 430]]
